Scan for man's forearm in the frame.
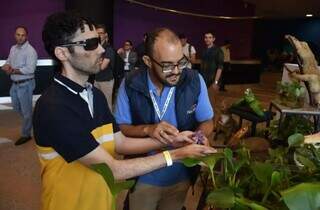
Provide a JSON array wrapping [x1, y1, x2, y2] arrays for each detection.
[[111, 153, 167, 180], [119, 124, 151, 138], [80, 145, 178, 180], [114, 131, 164, 155], [214, 68, 222, 82], [196, 119, 214, 137], [11, 69, 23, 75]]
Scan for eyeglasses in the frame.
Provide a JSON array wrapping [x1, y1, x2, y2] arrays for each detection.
[[149, 55, 190, 73], [60, 37, 101, 51]]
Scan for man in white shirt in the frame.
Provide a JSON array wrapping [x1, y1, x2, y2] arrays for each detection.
[[220, 40, 231, 91], [179, 34, 196, 69], [117, 40, 138, 77], [1, 26, 38, 145]]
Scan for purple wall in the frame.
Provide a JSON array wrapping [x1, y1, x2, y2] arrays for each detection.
[[114, 0, 255, 59], [0, 0, 65, 59]]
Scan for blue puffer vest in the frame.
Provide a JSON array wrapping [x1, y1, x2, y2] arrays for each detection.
[[125, 68, 201, 131]]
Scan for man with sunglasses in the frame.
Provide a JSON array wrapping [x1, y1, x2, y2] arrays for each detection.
[[34, 12, 216, 210], [115, 28, 214, 210]]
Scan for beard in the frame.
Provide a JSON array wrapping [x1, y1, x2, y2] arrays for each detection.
[[159, 72, 181, 87], [70, 56, 101, 76]]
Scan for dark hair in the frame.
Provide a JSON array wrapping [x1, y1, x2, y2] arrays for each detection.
[[145, 28, 179, 57], [42, 11, 95, 64], [125, 40, 133, 46], [15, 26, 28, 35], [224, 40, 231, 45], [204, 31, 215, 38], [95, 24, 106, 33], [178, 33, 186, 39]]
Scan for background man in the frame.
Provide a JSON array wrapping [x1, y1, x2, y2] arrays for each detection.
[[200, 31, 224, 90], [95, 24, 115, 111], [220, 40, 231, 91], [117, 40, 138, 76], [179, 33, 196, 69], [1, 26, 37, 145]]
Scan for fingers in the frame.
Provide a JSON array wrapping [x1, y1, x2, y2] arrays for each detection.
[[159, 121, 179, 136], [184, 144, 217, 158], [159, 130, 174, 144]]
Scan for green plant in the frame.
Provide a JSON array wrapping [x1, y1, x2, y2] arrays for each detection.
[[182, 133, 320, 210], [232, 88, 264, 117], [277, 81, 305, 108], [91, 163, 135, 210], [268, 115, 314, 141]]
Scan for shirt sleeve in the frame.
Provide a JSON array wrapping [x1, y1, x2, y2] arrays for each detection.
[[33, 100, 99, 163], [195, 74, 214, 121], [191, 46, 196, 54], [20, 48, 37, 74], [5, 47, 14, 65], [114, 80, 133, 124]]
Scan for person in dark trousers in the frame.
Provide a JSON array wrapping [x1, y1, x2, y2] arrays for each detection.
[[95, 24, 115, 111], [200, 31, 224, 90]]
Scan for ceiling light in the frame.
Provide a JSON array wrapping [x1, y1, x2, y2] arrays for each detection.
[[306, 14, 313, 17]]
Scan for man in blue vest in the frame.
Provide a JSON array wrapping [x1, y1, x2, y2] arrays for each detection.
[[115, 28, 214, 210]]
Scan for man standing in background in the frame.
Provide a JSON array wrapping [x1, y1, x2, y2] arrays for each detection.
[[200, 31, 224, 90], [220, 40, 231, 91], [1, 26, 37, 145], [117, 40, 138, 77], [179, 33, 196, 69], [95, 24, 115, 111]]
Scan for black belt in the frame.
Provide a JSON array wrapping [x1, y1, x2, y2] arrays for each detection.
[[13, 78, 34, 84]]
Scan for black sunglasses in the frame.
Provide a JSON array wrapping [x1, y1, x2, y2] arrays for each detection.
[[149, 55, 190, 73], [60, 37, 101, 51]]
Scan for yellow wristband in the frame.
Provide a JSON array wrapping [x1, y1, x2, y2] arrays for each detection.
[[163, 151, 173, 167]]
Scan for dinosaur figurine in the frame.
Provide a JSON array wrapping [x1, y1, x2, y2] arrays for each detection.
[[285, 35, 320, 107]]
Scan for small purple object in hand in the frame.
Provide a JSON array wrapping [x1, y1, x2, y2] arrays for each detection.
[[193, 130, 205, 145]]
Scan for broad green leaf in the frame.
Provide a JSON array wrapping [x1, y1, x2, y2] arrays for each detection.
[[288, 133, 304, 147], [91, 163, 115, 188], [281, 183, 320, 210], [206, 187, 235, 208], [181, 157, 201, 167], [235, 197, 268, 210], [200, 153, 224, 171], [251, 162, 273, 184], [91, 163, 135, 196], [113, 180, 135, 195]]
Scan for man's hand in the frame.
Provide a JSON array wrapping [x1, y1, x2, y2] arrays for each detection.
[[1, 64, 13, 75], [212, 83, 219, 91], [145, 121, 179, 145], [117, 48, 124, 55], [169, 131, 196, 148], [170, 144, 217, 159]]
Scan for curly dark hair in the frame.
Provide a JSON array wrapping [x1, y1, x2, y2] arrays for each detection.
[[42, 11, 95, 63]]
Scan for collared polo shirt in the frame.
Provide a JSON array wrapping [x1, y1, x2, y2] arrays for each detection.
[[33, 73, 119, 162]]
